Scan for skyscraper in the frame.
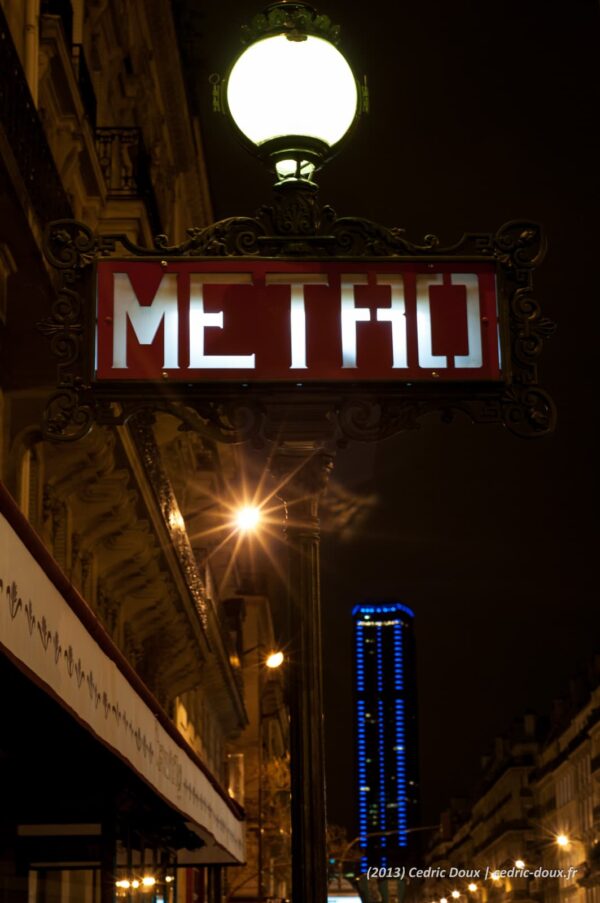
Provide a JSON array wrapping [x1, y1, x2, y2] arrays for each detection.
[[353, 603, 419, 871]]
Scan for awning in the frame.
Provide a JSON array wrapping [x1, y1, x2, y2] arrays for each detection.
[[0, 483, 245, 864]]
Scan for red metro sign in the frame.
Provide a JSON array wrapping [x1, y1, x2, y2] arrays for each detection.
[[95, 259, 502, 383]]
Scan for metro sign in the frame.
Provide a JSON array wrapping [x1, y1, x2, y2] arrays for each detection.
[[95, 259, 502, 383]]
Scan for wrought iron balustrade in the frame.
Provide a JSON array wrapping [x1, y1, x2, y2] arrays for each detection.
[[0, 3, 72, 224], [95, 127, 162, 235]]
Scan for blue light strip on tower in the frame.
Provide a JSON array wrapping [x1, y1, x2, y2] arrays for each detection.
[[394, 622, 403, 691], [376, 625, 383, 693], [354, 603, 414, 872], [378, 698, 387, 867], [357, 698, 368, 862], [352, 602, 415, 619], [356, 623, 365, 692], [395, 698, 407, 846]]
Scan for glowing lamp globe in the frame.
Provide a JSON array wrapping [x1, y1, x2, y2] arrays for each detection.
[[224, 2, 362, 184]]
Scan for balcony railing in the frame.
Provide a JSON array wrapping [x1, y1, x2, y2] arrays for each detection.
[[0, 4, 72, 224], [95, 127, 162, 236]]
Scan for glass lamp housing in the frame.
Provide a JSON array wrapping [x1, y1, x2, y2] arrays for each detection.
[[225, 31, 359, 182]]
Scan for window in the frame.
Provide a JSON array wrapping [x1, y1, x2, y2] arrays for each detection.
[[0, 242, 16, 325], [19, 443, 43, 527]]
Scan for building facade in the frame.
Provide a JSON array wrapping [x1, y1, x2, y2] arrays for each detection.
[[417, 663, 600, 903], [353, 603, 419, 872], [0, 2, 286, 901], [225, 594, 291, 903]]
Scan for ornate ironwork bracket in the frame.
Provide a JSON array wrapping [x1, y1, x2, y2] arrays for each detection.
[[38, 186, 556, 446]]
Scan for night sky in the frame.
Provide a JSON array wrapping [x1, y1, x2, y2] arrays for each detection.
[[191, 0, 600, 834]]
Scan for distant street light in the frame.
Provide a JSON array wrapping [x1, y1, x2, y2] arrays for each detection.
[[554, 831, 589, 856], [238, 644, 285, 670], [265, 650, 285, 669]]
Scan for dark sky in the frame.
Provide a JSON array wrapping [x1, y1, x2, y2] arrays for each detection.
[[191, 0, 600, 833]]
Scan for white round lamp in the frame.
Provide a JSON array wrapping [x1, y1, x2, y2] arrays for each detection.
[[223, 2, 363, 184]]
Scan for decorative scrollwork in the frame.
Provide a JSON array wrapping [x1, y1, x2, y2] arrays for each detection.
[[43, 219, 109, 269], [501, 386, 557, 438], [155, 217, 266, 257], [40, 221, 103, 441], [335, 396, 497, 442], [38, 284, 83, 371], [331, 216, 440, 257], [218, 400, 266, 447], [510, 286, 557, 374], [241, 4, 341, 46], [40, 221, 94, 390], [133, 400, 265, 447], [493, 220, 547, 276], [335, 390, 556, 442], [42, 383, 95, 442], [336, 396, 425, 443], [258, 187, 325, 237], [254, 188, 337, 255], [93, 396, 267, 447]]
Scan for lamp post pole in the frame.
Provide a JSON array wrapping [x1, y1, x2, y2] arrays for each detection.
[[272, 444, 334, 903]]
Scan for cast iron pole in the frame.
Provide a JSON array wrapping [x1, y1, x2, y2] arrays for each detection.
[[273, 444, 334, 903]]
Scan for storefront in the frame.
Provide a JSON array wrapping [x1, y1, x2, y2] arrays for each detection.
[[0, 483, 245, 902]]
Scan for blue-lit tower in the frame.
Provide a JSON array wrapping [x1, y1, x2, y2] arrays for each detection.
[[353, 603, 419, 872]]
